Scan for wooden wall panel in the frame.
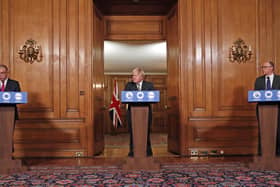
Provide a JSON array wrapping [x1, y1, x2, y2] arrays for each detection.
[[178, 0, 279, 155], [0, 0, 95, 157], [213, 0, 257, 117], [11, 0, 59, 119], [187, 0, 212, 117], [14, 120, 85, 157], [104, 16, 166, 40], [61, 0, 83, 118], [273, 0, 280, 72]]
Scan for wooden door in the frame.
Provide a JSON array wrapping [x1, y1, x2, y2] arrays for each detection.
[[166, 5, 181, 154], [92, 7, 105, 155]]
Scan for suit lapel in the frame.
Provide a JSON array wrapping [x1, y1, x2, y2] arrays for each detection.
[[141, 81, 146, 90], [133, 82, 138, 90], [5, 79, 13, 91], [272, 75, 280, 89], [259, 76, 266, 89]]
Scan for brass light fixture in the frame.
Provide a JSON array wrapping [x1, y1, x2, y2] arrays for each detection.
[[229, 38, 252, 63], [18, 39, 42, 64]]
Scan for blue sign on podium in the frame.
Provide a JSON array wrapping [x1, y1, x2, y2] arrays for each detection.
[[248, 90, 280, 102], [0, 92, 28, 104], [121, 90, 160, 103]]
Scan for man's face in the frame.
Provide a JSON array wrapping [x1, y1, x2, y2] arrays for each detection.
[[132, 70, 143, 83], [261, 62, 274, 75], [0, 67, 8, 81]]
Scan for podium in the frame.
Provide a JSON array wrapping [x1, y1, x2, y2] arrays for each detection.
[[121, 90, 160, 170], [0, 92, 27, 174], [248, 90, 280, 170]]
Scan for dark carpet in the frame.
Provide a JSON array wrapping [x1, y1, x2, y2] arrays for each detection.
[[0, 162, 280, 186]]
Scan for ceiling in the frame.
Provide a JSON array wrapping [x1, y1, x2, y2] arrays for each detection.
[[104, 41, 167, 74], [93, 0, 177, 15]]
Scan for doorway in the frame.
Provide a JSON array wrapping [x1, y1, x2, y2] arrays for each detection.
[[103, 40, 169, 157], [92, 0, 180, 157]]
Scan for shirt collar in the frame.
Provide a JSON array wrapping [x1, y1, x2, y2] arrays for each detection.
[[266, 74, 274, 80], [0, 78, 7, 85], [138, 80, 143, 87]]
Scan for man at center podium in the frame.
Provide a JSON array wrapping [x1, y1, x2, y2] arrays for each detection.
[[124, 67, 154, 157], [254, 61, 280, 156]]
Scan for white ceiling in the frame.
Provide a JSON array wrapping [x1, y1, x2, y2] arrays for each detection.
[[104, 41, 167, 74]]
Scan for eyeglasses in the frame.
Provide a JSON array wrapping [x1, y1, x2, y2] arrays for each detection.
[[261, 66, 273, 69]]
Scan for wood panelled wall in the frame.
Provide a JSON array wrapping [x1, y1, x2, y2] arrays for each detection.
[[1, 0, 280, 158], [178, 0, 280, 155], [104, 16, 166, 40], [0, 0, 101, 157]]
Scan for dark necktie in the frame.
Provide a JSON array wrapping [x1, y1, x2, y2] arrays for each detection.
[[1, 80, 4, 92], [136, 83, 141, 91], [266, 77, 271, 90]]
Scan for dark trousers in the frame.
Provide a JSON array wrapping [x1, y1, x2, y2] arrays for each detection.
[[127, 106, 153, 156]]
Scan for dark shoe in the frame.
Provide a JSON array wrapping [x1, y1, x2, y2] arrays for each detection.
[[128, 152, 134, 157], [147, 151, 153, 157]]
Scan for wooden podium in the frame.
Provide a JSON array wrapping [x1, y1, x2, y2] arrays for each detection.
[[250, 104, 280, 170], [248, 90, 280, 171], [0, 106, 22, 174], [121, 91, 160, 170], [0, 92, 27, 174]]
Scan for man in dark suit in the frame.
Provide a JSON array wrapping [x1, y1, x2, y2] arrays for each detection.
[[0, 64, 21, 153], [254, 61, 280, 156], [124, 67, 154, 157], [0, 64, 21, 119]]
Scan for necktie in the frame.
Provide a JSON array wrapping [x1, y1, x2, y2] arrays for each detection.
[[136, 83, 141, 91], [266, 77, 271, 90], [1, 80, 5, 92]]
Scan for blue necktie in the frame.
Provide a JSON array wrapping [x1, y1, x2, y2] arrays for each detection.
[[266, 77, 271, 90]]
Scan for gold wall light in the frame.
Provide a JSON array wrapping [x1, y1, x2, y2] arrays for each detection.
[[18, 39, 42, 64], [229, 38, 252, 63]]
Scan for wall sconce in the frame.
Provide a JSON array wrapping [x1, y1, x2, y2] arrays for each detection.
[[229, 38, 252, 63], [18, 39, 42, 64]]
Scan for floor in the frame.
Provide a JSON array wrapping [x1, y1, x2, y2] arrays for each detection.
[[22, 133, 253, 167], [99, 133, 173, 158]]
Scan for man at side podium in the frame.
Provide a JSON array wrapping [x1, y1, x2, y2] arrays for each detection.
[[0, 64, 21, 153], [0, 64, 21, 119], [254, 61, 280, 156], [124, 67, 154, 157]]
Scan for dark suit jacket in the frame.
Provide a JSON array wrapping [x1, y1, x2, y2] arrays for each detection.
[[0, 78, 21, 119], [254, 74, 280, 90], [124, 81, 154, 92]]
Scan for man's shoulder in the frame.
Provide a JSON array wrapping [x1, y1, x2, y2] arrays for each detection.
[[126, 81, 134, 86], [143, 80, 153, 85], [8, 79, 19, 84], [142, 81, 154, 90], [256, 75, 265, 81]]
